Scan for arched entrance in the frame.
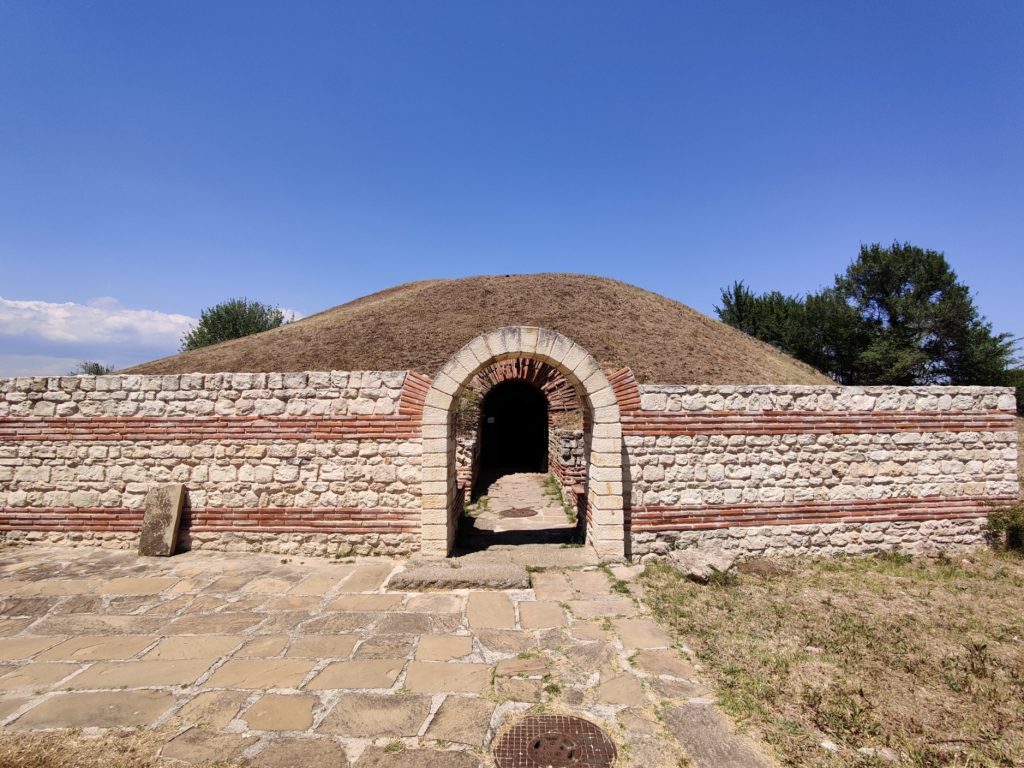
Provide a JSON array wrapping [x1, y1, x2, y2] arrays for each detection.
[[420, 326, 625, 559]]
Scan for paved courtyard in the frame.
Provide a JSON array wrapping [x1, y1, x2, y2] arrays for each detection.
[[0, 537, 768, 767]]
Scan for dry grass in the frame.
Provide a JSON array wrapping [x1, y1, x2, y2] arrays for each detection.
[[124, 274, 829, 385], [0, 728, 239, 768], [643, 551, 1024, 767]]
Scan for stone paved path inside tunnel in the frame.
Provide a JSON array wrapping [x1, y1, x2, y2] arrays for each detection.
[[0, 544, 769, 767]]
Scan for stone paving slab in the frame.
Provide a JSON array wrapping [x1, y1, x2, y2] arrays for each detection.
[[10, 690, 174, 729], [354, 746, 484, 767], [415, 634, 472, 661], [286, 634, 359, 658], [205, 658, 314, 688], [161, 727, 258, 764], [466, 592, 515, 628], [250, 737, 350, 767], [305, 659, 405, 690], [317, 692, 432, 737], [145, 635, 242, 660], [242, 693, 316, 731], [0, 662, 79, 692], [0, 698, 28, 721], [0, 540, 772, 768], [404, 661, 491, 693], [238, 635, 290, 657], [518, 600, 567, 628], [64, 659, 215, 689], [613, 617, 673, 649], [0, 636, 65, 660], [661, 702, 773, 768], [424, 696, 495, 746], [101, 576, 180, 595], [174, 689, 249, 729]]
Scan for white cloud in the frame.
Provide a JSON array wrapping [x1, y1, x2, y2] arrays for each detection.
[[0, 296, 197, 376], [0, 297, 195, 347]]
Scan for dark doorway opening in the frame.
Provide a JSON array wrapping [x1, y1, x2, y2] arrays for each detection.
[[474, 380, 548, 497], [479, 380, 548, 472]]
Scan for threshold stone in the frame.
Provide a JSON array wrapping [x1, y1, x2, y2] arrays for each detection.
[[389, 563, 529, 590]]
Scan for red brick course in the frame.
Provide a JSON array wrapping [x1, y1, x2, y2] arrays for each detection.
[[0, 506, 419, 535], [621, 410, 1015, 436], [629, 495, 1014, 532]]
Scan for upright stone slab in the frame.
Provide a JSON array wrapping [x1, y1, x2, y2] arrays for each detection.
[[139, 483, 185, 557]]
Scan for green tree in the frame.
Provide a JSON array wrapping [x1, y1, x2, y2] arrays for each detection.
[[715, 282, 867, 384], [180, 298, 289, 352], [68, 361, 114, 375], [716, 243, 1019, 396]]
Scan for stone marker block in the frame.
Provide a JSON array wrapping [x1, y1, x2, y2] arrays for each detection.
[[139, 483, 185, 557]]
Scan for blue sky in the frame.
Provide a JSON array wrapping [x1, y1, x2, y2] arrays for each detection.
[[1, 1, 1021, 375]]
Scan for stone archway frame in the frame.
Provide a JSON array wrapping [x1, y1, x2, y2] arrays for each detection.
[[420, 326, 625, 559]]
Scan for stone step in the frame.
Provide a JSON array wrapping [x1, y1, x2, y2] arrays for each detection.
[[389, 562, 530, 590]]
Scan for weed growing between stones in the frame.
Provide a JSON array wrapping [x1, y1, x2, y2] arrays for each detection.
[[599, 564, 631, 595], [464, 495, 490, 517], [542, 473, 578, 525]]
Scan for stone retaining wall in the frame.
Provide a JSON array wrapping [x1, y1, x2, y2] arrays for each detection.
[[609, 370, 1019, 556], [0, 365, 1017, 560], [0, 372, 429, 555]]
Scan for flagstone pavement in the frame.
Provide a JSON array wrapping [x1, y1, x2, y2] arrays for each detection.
[[0, 543, 768, 767]]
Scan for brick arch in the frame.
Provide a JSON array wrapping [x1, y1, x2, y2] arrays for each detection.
[[420, 326, 625, 558]]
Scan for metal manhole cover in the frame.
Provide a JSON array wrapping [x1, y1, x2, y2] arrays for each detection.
[[493, 715, 617, 767], [499, 508, 539, 518]]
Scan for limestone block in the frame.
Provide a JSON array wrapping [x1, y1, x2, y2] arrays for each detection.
[[498, 326, 523, 354], [439, 354, 475, 385], [534, 327, 562, 363], [466, 335, 496, 367], [431, 371, 462, 397], [546, 333, 575, 365], [421, 404, 450, 426], [519, 326, 540, 356], [421, 451, 449, 468], [589, 465, 622, 483], [587, 387, 616, 412], [481, 329, 511, 358], [590, 436, 622, 454], [592, 422, 623, 439], [421, 493, 449, 512], [571, 355, 602, 383], [139, 483, 185, 557], [560, 344, 588, 374]]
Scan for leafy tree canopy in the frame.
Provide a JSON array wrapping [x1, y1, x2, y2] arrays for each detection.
[[68, 361, 114, 375], [716, 243, 1020, 407], [181, 298, 289, 352]]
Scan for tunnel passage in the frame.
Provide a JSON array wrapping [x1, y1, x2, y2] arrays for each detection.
[[478, 380, 549, 476]]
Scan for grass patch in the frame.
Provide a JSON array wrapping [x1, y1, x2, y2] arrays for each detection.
[[642, 551, 1024, 767]]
